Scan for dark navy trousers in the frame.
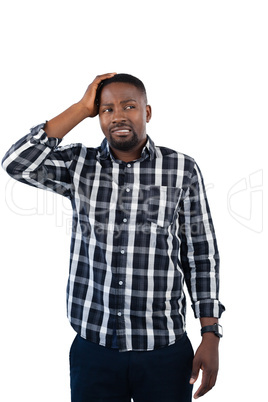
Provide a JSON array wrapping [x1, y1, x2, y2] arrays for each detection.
[[70, 332, 194, 402]]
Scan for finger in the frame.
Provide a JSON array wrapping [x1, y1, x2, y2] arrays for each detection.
[[92, 73, 117, 105], [193, 370, 214, 399], [94, 72, 117, 85], [193, 375, 210, 399], [190, 357, 201, 385]]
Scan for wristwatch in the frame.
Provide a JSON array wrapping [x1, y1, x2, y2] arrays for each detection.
[[201, 323, 223, 338]]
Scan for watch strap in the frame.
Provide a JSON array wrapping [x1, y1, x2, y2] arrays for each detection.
[[201, 323, 223, 338]]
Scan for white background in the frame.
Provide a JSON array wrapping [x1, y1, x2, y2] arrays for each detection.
[[0, 0, 267, 400]]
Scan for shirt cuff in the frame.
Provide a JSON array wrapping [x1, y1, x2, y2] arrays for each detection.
[[192, 299, 225, 318], [30, 122, 62, 149]]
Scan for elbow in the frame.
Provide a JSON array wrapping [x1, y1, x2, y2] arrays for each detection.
[[1, 155, 12, 174], [2, 154, 23, 180]]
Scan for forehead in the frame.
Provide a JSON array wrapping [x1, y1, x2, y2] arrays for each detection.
[[99, 82, 145, 104]]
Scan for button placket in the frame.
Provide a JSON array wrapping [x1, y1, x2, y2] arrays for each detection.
[[114, 162, 134, 333]]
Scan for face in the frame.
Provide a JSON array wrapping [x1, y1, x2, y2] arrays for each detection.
[[98, 82, 152, 155]]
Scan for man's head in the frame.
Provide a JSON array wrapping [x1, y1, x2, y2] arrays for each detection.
[[97, 74, 152, 161]]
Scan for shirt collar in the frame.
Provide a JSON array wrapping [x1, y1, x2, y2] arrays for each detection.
[[97, 135, 156, 163]]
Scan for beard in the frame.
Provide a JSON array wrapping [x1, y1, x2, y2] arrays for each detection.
[[108, 131, 139, 151]]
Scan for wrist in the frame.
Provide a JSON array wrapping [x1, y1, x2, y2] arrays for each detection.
[[75, 101, 92, 119], [201, 331, 220, 344]]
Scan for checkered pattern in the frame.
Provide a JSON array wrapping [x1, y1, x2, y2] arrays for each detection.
[[2, 122, 225, 352]]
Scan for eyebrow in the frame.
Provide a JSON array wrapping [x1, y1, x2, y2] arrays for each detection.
[[100, 99, 137, 107]]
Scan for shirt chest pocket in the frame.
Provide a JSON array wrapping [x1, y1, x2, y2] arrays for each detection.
[[145, 186, 182, 228]]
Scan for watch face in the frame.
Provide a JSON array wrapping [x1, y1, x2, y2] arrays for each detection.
[[216, 324, 223, 337]]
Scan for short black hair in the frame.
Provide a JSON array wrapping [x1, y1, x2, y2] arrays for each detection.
[[96, 73, 147, 106]]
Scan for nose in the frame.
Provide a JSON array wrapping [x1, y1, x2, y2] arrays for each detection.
[[111, 107, 126, 124]]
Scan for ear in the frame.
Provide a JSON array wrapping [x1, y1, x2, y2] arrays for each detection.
[[146, 105, 152, 123]]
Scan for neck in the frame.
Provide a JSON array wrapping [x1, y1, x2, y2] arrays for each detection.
[[109, 139, 147, 163]]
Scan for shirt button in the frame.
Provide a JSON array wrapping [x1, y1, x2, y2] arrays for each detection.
[[119, 281, 123, 285], [123, 218, 128, 223], [126, 187, 130, 192], [127, 163, 131, 168], [120, 249, 125, 254], [117, 312, 122, 316]]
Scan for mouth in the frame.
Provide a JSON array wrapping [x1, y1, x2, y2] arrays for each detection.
[[111, 126, 132, 136]]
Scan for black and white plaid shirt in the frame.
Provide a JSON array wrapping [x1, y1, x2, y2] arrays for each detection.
[[2, 122, 225, 352]]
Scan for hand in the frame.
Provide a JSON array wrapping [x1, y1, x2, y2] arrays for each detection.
[[79, 73, 117, 118], [190, 334, 219, 399]]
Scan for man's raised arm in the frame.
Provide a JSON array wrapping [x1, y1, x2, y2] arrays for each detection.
[[2, 73, 116, 194], [45, 73, 117, 139]]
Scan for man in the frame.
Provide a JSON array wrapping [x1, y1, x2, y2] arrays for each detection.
[[2, 73, 225, 401]]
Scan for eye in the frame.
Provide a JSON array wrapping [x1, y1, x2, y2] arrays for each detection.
[[102, 108, 112, 113], [125, 105, 135, 110]]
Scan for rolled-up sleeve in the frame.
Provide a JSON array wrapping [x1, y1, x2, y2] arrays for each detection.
[[179, 162, 225, 318]]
